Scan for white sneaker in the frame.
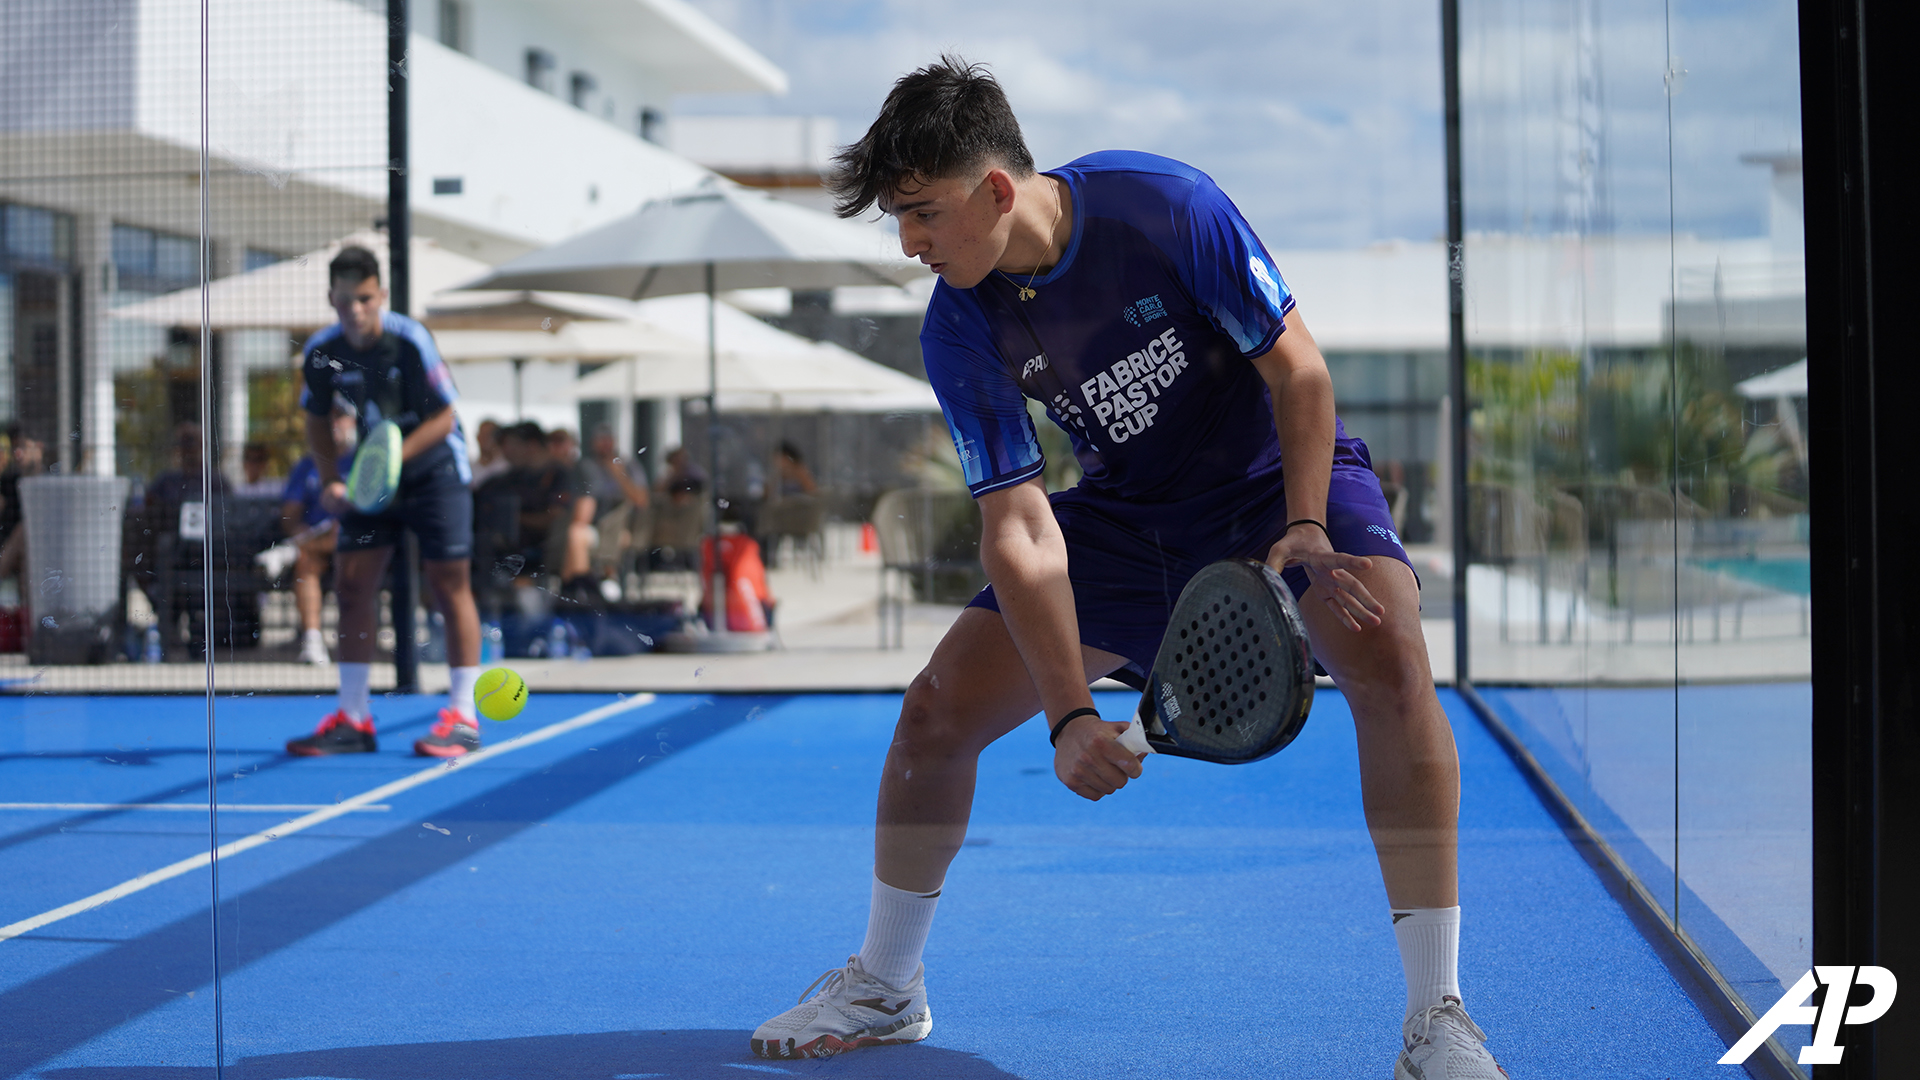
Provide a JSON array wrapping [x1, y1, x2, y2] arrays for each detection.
[[1396, 996, 1509, 1079], [750, 955, 931, 1059], [298, 633, 330, 665]]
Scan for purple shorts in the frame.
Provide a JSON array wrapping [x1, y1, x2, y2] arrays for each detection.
[[968, 432, 1412, 684]]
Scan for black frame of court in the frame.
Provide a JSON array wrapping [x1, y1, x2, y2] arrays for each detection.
[[1437, 2, 1920, 1078], [167, 2, 1920, 1074], [1800, 1, 1918, 1077]]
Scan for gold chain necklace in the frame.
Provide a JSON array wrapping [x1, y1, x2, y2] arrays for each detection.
[[999, 178, 1061, 301]]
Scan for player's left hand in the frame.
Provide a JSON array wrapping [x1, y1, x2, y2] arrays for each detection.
[[320, 480, 349, 517], [1265, 528, 1385, 632]]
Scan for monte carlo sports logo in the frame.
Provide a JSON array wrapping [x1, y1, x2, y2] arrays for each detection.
[[1720, 966, 1897, 1066]]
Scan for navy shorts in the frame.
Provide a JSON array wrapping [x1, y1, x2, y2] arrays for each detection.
[[336, 455, 473, 562], [968, 433, 1412, 682]]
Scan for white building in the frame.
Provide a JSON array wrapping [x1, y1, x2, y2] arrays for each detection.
[[0, 0, 784, 478]]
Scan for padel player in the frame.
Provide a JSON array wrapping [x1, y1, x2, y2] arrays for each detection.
[[285, 245, 486, 759], [750, 58, 1508, 1079]]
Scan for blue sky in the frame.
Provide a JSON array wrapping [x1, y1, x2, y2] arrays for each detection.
[[674, 0, 1801, 251]]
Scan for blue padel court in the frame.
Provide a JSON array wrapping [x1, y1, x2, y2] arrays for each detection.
[[1, 689, 1740, 1078]]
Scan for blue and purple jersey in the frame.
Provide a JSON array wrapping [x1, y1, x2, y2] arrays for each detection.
[[921, 150, 1297, 505], [299, 312, 470, 487]]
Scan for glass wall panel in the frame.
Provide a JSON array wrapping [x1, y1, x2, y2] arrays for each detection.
[[1460, 0, 1682, 914], [0, 0, 218, 1073], [1666, 0, 1810, 1037], [200, 1, 406, 1073], [1462, 0, 1812, 1065], [10, 0, 1738, 1074]]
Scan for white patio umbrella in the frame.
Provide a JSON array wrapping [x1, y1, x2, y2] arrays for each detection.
[[1736, 358, 1809, 467], [422, 290, 705, 421], [111, 231, 495, 333], [460, 177, 927, 634], [567, 294, 938, 412]]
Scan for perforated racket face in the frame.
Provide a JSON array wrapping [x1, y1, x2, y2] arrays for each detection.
[[1144, 558, 1314, 764], [346, 421, 402, 514]]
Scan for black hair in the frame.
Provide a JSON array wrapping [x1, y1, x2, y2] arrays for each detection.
[[777, 440, 804, 463], [328, 245, 381, 288], [503, 421, 546, 443], [829, 54, 1035, 219]]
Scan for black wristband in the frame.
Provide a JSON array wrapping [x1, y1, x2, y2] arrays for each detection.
[[1283, 518, 1330, 541], [1049, 707, 1102, 747]]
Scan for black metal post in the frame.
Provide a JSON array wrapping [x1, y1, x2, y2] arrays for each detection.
[[386, 0, 417, 693], [706, 261, 724, 632], [1440, 0, 1470, 687], [1803, 2, 1920, 1076]]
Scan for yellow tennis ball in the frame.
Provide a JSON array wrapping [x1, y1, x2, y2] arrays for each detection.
[[474, 667, 527, 722]]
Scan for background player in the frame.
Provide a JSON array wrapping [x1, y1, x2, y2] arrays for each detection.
[[285, 245, 486, 759], [278, 405, 357, 665], [749, 58, 1508, 1080]]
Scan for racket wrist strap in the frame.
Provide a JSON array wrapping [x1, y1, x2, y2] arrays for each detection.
[[1049, 707, 1102, 748], [1284, 518, 1330, 541]]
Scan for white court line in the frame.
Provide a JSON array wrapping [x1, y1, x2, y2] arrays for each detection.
[[0, 693, 656, 943], [0, 803, 393, 813]]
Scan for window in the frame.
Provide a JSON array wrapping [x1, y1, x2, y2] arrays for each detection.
[[524, 48, 555, 93], [569, 71, 596, 111], [436, 0, 466, 54], [639, 107, 665, 145], [4, 204, 72, 265], [109, 223, 196, 287], [432, 177, 464, 195], [242, 248, 283, 272]]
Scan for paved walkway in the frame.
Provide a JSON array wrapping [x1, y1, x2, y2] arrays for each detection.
[[0, 539, 1808, 694]]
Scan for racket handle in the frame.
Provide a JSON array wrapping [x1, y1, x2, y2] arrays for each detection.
[[1117, 717, 1153, 757]]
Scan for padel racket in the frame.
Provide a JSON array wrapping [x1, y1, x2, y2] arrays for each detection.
[[1115, 558, 1315, 764], [344, 420, 402, 514]]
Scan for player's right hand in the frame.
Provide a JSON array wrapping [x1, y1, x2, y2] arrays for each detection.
[[1053, 716, 1145, 801]]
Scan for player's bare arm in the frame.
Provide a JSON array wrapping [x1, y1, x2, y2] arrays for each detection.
[[307, 411, 349, 516], [1251, 308, 1386, 633], [977, 477, 1141, 800], [402, 405, 456, 462]]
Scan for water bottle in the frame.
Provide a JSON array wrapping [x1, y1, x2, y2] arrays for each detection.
[[479, 621, 501, 664], [548, 619, 569, 660], [143, 625, 162, 664]]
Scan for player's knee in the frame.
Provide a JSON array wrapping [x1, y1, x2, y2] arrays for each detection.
[[893, 671, 975, 759], [1330, 641, 1434, 717]]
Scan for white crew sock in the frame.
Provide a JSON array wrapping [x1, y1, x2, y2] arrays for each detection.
[[338, 662, 372, 724], [1392, 906, 1462, 1019], [301, 628, 326, 649], [858, 875, 941, 990], [448, 666, 480, 723]]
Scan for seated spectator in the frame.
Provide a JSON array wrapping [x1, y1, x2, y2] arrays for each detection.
[[469, 418, 509, 490], [656, 445, 707, 498], [544, 427, 605, 606], [761, 441, 824, 568], [278, 409, 357, 664], [774, 441, 819, 497], [647, 447, 708, 572], [0, 428, 47, 590], [574, 424, 651, 590], [490, 423, 597, 600], [234, 440, 284, 498], [131, 422, 241, 654], [136, 421, 229, 553]]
